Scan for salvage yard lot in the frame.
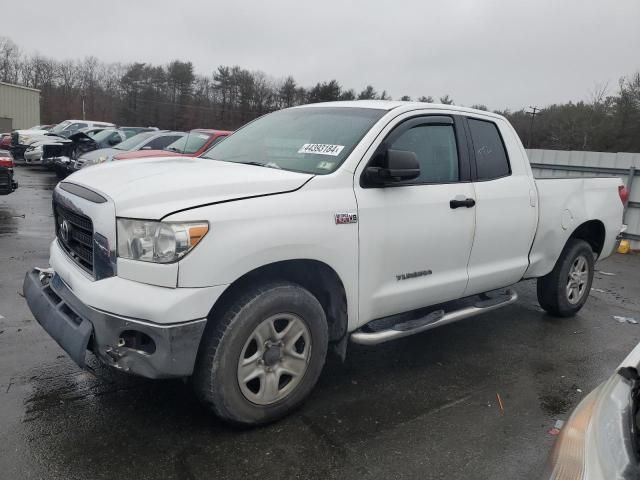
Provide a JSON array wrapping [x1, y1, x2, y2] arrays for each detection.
[[1, 166, 640, 480]]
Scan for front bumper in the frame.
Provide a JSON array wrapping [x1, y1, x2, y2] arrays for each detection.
[[24, 149, 43, 163], [24, 269, 208, 378]]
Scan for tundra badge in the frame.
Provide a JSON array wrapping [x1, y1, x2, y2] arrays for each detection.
[[396, 270, 433, 281]]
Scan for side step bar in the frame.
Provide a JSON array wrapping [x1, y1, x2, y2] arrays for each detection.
[[350, 289, 518, 346]]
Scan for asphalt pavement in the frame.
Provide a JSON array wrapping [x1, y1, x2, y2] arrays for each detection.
[[1, 166, 640, 480]]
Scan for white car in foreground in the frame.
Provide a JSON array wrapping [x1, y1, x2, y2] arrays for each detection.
[[24, 101, 626, 425]]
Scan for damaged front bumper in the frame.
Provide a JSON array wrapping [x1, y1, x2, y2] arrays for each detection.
[[23, 269, 207, 379]]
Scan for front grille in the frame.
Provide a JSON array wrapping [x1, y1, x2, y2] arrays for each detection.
[[54, 202, 94, 274]]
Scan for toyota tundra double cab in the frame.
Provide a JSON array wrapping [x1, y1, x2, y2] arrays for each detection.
[[24, 101, 626, 425]]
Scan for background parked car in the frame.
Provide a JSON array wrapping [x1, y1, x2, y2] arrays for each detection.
[[10, 119, 114, 159], [112, 129, 231, 161], [75, 130, 185, 170], [0, 149, 18, 195], [42, 127, 159, 178], [0, 133, 12, 149], [25, 126, 111, 166]]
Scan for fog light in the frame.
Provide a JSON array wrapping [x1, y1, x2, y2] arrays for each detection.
[[118, 330, 156, 354]]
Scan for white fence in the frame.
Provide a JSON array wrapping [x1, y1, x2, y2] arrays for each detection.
[[527, 149, 640, 249]]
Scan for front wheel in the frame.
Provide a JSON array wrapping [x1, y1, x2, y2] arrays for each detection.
[[193, 281, 328, 426], [537, 239, 595, 317]]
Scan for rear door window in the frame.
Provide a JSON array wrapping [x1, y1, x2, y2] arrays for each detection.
[[467, 118, 510, 180]]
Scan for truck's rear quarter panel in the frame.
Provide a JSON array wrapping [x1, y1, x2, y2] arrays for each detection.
[[525, 177, 623, 278]]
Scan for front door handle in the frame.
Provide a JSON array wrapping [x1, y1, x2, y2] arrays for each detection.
[[450, 197, 476, 209]]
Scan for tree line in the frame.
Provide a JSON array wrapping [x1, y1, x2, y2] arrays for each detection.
[[1, 36, 639, 152]]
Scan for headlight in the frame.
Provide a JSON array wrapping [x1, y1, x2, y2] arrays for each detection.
[[544, 372, 637, 480], [117, 219, 209, 263], [545, 389, 598, 480]]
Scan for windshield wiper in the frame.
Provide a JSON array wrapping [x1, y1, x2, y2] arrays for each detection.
[[243, 161, 282, 170]]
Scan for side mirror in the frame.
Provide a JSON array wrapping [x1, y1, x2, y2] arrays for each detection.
[[364, 149, 420, 186]]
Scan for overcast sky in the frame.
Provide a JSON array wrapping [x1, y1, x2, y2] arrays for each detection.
[[5, 0, 640, 110]]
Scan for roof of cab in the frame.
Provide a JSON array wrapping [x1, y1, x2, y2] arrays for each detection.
[[296, 100, 505, 120]]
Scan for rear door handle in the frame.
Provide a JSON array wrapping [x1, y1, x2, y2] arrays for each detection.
[[450, 197, 476, 209]]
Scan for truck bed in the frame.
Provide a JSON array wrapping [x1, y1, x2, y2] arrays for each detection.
[[525, 176, 623, 278]]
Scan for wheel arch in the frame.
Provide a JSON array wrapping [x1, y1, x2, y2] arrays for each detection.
[[206, 259, 349, 346], [567, 219, 606, 257]]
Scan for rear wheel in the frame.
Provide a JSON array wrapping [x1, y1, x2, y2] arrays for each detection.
[[193, 281, 328, 426], [537, 239, 594, 317]]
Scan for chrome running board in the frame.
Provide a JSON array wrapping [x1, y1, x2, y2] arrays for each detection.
[[350, 289, 518, 346]]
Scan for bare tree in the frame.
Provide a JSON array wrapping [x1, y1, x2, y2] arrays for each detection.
[[0, 37, 21, 83], [439, 94, 454, 105]]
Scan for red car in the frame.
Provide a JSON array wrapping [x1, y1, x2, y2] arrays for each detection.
[[112, 129, 231, 161], [0, 150, 18, 195], [0, 133, 12, 149]]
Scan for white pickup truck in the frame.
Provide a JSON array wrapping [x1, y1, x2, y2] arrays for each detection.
[[24, 101, 626, 425]]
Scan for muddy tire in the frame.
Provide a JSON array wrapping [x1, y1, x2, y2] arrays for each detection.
[[537, 239, 594, 317], [193, 281, 328, 426]]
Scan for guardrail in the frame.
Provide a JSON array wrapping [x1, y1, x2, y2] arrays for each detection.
[[530, 163, 638, 242]]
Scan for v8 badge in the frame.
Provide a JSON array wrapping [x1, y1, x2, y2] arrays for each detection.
[[334, 213, 358, 225]]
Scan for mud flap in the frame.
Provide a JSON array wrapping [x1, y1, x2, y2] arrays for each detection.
[[23, 271, 93, 368]]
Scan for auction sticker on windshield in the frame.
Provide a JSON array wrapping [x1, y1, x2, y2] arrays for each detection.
[[298, 144, 345, 156]]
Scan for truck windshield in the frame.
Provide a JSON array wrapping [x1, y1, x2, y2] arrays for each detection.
[[200, 107, 386, 174]]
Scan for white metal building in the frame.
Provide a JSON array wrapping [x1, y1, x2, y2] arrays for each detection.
[[0, 82, 40, 131]]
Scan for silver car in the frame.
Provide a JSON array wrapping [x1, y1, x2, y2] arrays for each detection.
[[74, 130, 184, 170]]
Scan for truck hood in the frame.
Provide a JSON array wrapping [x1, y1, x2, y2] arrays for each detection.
[[64, 157, 313, 219]]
